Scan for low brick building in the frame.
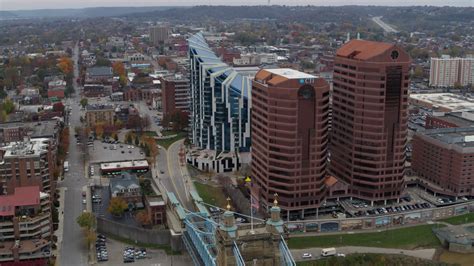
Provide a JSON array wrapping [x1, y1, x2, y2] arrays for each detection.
[[412, 127, 474, 196], [145, 195, 166, 225]]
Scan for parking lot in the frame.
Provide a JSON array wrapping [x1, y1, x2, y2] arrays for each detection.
[[88, 140, 145, 164], [337, 186, 472, 219], [91, 186, 140, 227], [100, 237, 192, 265]]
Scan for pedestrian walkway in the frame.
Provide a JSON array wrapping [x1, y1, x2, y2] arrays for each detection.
[[54, 187, 66, 266]]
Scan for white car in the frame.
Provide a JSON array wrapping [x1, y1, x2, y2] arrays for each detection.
[[336, 253, 346, 257], [82, 199, 87, 204], [302, 253, 312, 259]]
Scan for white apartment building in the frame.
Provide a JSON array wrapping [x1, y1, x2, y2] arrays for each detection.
[[429, 55, 474, 87], [233, 53, 278, 66]]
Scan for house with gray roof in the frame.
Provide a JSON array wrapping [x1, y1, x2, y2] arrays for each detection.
[[109, 172, 143, 208]]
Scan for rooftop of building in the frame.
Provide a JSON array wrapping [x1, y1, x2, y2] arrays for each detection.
[[1, 138, 49, 159], [146, 195, 165, 207], [422, 127, 474, 148], [431, 111, 474, 128], [109, 172, 140, 194], [188, 32, 252, 98], [0, 120, 59, 138], [87, 66, 113, 77], [410, 93, 474, 112], [259, 68, 316, 79], [336, 39, 395, 60], [100, 160, 149, 170], [85, 104, 114, 111], [0, 186, 41, 216]]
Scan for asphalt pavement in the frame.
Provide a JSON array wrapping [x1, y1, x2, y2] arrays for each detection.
[[154, 139, 194, 211], [292, 246, 435, 262], [58, 43, 90, 266]]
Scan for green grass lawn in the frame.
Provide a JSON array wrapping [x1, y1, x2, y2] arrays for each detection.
[[440, 212, 474, 225], [193, 182, 227, 208], [288, 224, 444, 250], [155, 132, 186, 149]]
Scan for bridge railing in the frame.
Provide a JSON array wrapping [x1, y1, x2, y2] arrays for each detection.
[[279, 235, 296, 266]]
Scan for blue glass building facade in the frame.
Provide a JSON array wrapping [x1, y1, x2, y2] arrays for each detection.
[[188, 33, 251, 153]]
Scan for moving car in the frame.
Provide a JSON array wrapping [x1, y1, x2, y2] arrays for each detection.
[[302, 253, 312, 259]]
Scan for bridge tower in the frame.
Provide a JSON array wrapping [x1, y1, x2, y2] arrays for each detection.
[[215, 196, 294, 265]]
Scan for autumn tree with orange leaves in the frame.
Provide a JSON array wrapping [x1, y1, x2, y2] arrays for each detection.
[[57, 57, 73, 75], [112, 61, 127, 87]]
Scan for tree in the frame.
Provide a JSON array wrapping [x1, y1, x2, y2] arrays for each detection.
[[454, 82, 463, 90], [4, 66, 20, 89], [164, 110, 189, 132], [113, 133, 118, 141], [413, 66, 424, 79], [112, 61, 126, 76], [53, 102, 65, 113], [94, 123, 105, 139], [80, 98, 88, 109], [108, 197, 127, 217], [126, 132, 133, 144], [0, 99, 15, 115], [95, 57, 111, 67], [135, 210, 151, 226], [57, 57, 73, 75], [76, 212, 96, 230], [142, 136, 159, 167], [84, 229, 97, 247], [135, 135, 140, 146], [0, 110, 7, 122]]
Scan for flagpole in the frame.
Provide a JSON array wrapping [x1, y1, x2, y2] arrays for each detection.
[[250, 193, 254, 234], [246, 176, 255, 234]]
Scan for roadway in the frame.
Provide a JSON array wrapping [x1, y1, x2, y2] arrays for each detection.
[[292, 246, 435, 262], [372, 16, 399, 33], [58, 43, 90, 266], [155, 140, 194, 211], [133, 101, 194, 210]]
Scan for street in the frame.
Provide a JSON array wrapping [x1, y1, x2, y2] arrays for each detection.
[[58, 43, 90, 266], [154, 140, 194, 210], [292, 246, 435, 262]]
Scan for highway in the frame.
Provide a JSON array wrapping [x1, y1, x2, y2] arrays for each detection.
[[372, 16, 398, 33], [58, 43, 90, 266]]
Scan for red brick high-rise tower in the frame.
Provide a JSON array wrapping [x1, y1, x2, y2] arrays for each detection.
[[330, 40, 411, 204], [251, 68, 330, 217]]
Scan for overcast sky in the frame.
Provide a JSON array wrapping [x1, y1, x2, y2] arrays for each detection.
[[1, 0, 472, 11]]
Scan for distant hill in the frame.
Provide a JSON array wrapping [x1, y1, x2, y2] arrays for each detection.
[[0, 11, 19, 19], [0, 6, 178, 19]]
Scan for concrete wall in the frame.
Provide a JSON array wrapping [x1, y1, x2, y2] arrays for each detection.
[[449, 242, 474, 253], [287, 201, 474, 234], [97, 217, 184, 251]]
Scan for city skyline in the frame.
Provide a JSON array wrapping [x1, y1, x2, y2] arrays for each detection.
[[2, 0, 472, 11]]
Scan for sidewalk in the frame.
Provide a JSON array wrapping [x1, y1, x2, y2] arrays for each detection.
[[54, 187, 66, 266]]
